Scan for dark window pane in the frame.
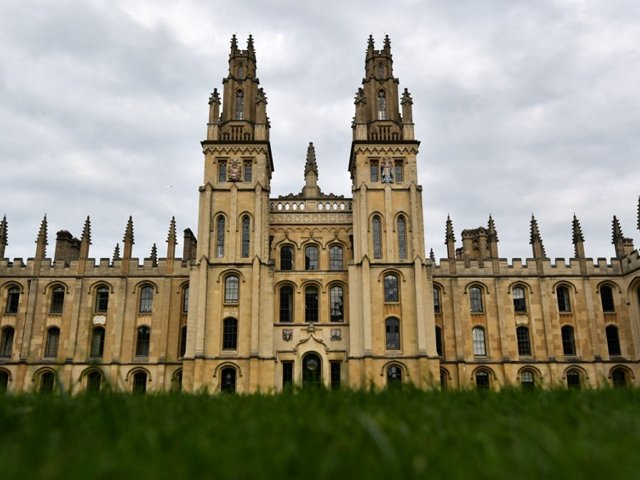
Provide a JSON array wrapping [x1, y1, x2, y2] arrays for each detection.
[[513, 287, 526, 313], [221, 367, 237, 393], [516, 326, 531, 356], [384, 275, 399, 302], [0, 328, 14, 357], [90, 327, 105, 358], [133, 372, 147, 393], [435, 326, 443, 356], [305, 287, 318, 322], [397, 217, 407, 259], [225, 276, 239, 303], [330, 286, 343, 322], [433, 287, 441, 314], [566, 369, 581, 389], [243, 160, 252, 182], [561, 326, 576, 356], [216, 216, 225, 257], [329, 246, 343, 270], [370, 161, 379, 182], [5, 287, 20, 314], [600, 286, 615, 312], [223, 318, 238, 350], [44, 328, 60, 358], [50, 287, 65, 314], [305, 246, 318, 271], [470, 287, 483, 313], [179, 325, 187, 357], [282, 361, 294, 389], [387, 365, 402, 389], [330, 361, 341, 390], [139, 286, 153, 313], [386, 317, 400, 350], [476, 371, 490, 390], [279, 286, 293, 323], [241, 216, 250, 258], [135, 326, 150, 357], [606, 325, 621, 356], [372, 217, 382, 259], [557, 286, 571, 312], [95, 287, 109, 313], [281, 246, 293, 270]]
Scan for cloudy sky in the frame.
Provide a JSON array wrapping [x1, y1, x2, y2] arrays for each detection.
[[1, 0, 639, 262]]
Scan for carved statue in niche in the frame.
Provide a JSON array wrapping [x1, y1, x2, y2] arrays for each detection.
[[381, 156, 394, 183], [228, 158, 242, 181]]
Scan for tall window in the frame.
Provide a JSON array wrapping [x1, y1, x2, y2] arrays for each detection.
[[139, 286, 153, 313], [385, 317, 400, 350], [50, 286, 65, 314], [475, 370, 490, 390], [606, 325, 621, 356], [435, 325, 443, 356], [329, 245, 343, 270], [305, 286, 319, 322], [472, 326, 486, 356], [218, 160, 227, 182], [90, 327, 105, 358], [513, 287, 526, 313], [280, 246, 294, 270], [516, 326, 531, 356], [557, 286, 571, 312], [370, 160, 379, 182], [135, 326, 150, 357], [561, 325, 576, 356], [282, 361, 294, 389], [566, 369, 581, 389], [5, 286, 19, 314], [95, 286, 109, 313], [279, 286, 294, 323], [433, 287, 441, 314], [372, 216, 382, 259], [182, 286, 189, 313], [0, 370, 9, 393], [225, 275, 239, 303], [329, 286, 344, 322], [179, 325, 187, 357], [44, 327, 60, 358], [394, 161, 404, 183], [0, 327, 14, 358], [40, 371, 56, 393], [330, 361, 341, 390], [133, 371, 147, 393], [384, 274, 399, 303], [305, 246, 318, 271], [243, 160, 252, 182], [377, 90, 387, 120], [600, 285, 615, 313], [86, 371, 102, 393], [221, 367, 237, 393], [241, 215, 250, 258], [234, 90, 244, 120], [397, 216, 407, 259], [223, 318, 238, 350], [216, 216, 225, 257], [469, 286, 483, 313]]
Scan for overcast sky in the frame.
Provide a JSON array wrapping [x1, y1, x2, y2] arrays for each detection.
[[1, 0, 639, 262]]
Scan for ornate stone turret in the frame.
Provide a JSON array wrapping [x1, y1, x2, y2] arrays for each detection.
[[150, 243, 158, 267], [35, 215, 48, 260], [572, 214, 585, 258], [112, 243, 120, 263], [487, 215, 499, 258], [445, 215, 456, 259], [302, 142, 320, 198], [530, 214, 547, 259], [79, 216, 91, 260], [0, 215, 7, 258], [612, 215, 634, 258], [167, 217, 177, 260], [123, 216, 134, 260]]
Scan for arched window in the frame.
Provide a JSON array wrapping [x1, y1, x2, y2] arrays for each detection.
[[329, 285, 344, 322], [44, 327, 60, 358], [472, 326, 486, 356], [397, 216, 407, 259], [372, 216, 382, 259], [475, 370, 490, 390], [606, 325, 621, 356], [387, 365, 402, 389], [221, 367, 237, 393], [305, 246, 318, 271], [135, 326, 150, 357], [516, 326, 531, 356], [133, 371, 147, 393], [0, 370, 9, 393], [557, 286, 571, 312], [384, 274, 399, 303], [223, 318, 238, 350], [513, 286, 526, 313], [305, 286, 319, 323], [561, 325, 576, 356], [600, 285, 615, 313], [172, 369, 183, 392], [90, 327, 105, 358], [95, 286, 109, 313], [385, 317, 400, 350], [303, 353, 322, 388], [50, 286, 65, 314], [377, 90, 387, 120], [279, 285, 294, 323], [5, 286, 20, 314], [329, 245, 343, 271], [280, 246, 294, 270], [139, 286, 154, 313], [520, 369, 535, 389], [611, 367, 628, 387], [86, 371, 102, 393], [224, 275, 239, 303], [182, 286, 189, 313], [241, 215, 250, 258], [433, 287, 441, 314], [40, 371, 56, 393], [0, 327, 14, 358], [216, 216, 225, 258], [469, 286, 483, 313], [234, 90, 244, 120], [435, 325, 443, 356], [566, 368, 581, 389], [440, 369, 448, 390], [179, 325, 187, 357]]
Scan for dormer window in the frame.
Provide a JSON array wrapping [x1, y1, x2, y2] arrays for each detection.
[[377, 90, 387, 120], [235, 90, 244, 120]]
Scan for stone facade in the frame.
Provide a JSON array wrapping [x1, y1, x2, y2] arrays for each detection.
[[0, 35, 639, 393]]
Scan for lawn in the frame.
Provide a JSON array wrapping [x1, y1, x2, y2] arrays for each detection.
[[1, 388, 639, 479]]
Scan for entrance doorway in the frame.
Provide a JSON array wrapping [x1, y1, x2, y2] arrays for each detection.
[[302, 353, 322, 388]]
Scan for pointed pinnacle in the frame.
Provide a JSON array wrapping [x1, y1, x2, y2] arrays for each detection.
[[112, 243, 121, 261], [123, 216, 134, 244], [530, 214, 540, 243], [367, 35, 375, 50], [209, 88, 220, 105], [230, 34, 238, 52], [37, 215, 48, 245], [401, 88, 413, 105], [572, 214, 584, 244], [81, 216, 92, 245], [429, 248, 435, 262], [612, 215, 623, 244], [150, 243, 158, 264], [636, 196, 640, 231], [247, 34, 254, 50], [0, 215, 7, 246], [304, 142, 318, 177], [487, 214, 498, 242], [167, 217, 177, 244], [383, 34, 391, 51], [445, 215, 455, 243]]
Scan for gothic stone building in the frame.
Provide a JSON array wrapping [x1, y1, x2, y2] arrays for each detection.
[[1, 36, 640, 393]]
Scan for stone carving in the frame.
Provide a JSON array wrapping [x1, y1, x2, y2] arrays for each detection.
[[330, 328, 342, 341], [381, 156, 394, 183], [228, 158, 242, 181], [282, 329, 293, 341]]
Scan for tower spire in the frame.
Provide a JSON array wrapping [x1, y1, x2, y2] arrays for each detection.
[[487, 214, 499, 258], [35, 214, 48, 260], [302, 142, 320, 198], [445, 215, 456, 259], [167, 216, 177, 260], [572, 214, 585, 258], [0, 215, 7, 258], [230, 34, 238, 55], [530, 214, 546, 259], [150, 243, 158, 267], [79, 216, 91, 260], [123, 216, 134, 260]]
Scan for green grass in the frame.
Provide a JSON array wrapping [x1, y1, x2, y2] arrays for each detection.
[[1, 388, 640, 479]]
